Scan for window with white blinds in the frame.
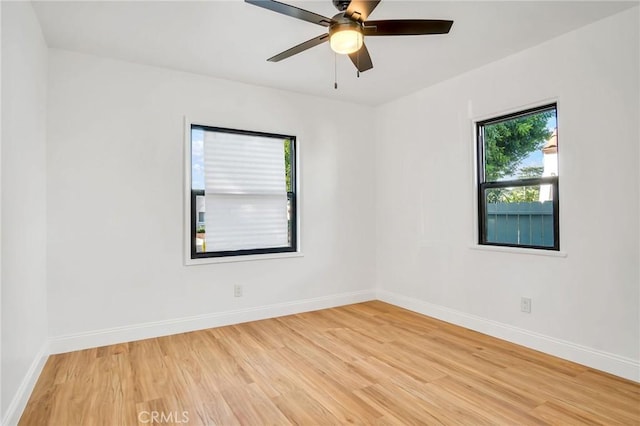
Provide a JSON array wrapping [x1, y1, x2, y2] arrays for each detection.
[[190, 125, 297, 258]]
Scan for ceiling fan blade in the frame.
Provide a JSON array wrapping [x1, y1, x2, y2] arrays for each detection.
[[245, 0, 332, 27], [348, 43, 373, 72], [363, 19, 453, 36], [267, 34, 329, 62], [344, 0, 381, 22]]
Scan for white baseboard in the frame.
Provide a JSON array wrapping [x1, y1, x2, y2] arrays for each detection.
[[49, 290, 375, 354], [377, 289, 640, 382], [2, 342, 50, 426]]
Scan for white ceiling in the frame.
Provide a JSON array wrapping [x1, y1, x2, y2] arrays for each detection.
[[32, 0, 637, 105]]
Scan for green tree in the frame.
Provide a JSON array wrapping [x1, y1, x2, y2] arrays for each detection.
[[484, 113, 553, 181], [486, 167, 545, 203], [501, 186, 539, 202], [284, 139, 292, 192], [519, 166, 544, 178]]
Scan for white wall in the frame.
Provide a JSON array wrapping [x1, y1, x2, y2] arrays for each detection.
[[1, 1, 49, 421], [46, 50, 376, 345], [375, 7, 639, 380]]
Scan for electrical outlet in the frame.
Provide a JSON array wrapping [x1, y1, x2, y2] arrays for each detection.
[[234, 284, 243, 297], [521, 297, 532, 313]]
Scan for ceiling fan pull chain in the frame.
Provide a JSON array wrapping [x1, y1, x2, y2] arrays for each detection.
[[357, 51, 360, 78], [334, 52, 338, 89]]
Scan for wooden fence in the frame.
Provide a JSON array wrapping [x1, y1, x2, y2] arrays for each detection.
[[485, 202, 554, 247]]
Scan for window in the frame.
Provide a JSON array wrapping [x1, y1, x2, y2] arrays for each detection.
[[477, 104, 559, 250], [190, 125, 297, 259]]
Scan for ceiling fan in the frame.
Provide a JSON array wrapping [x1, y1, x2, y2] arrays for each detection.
[[245, 0, 453, 74]]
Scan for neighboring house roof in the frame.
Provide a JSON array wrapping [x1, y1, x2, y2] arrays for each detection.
[[543, 129, 558, 154]]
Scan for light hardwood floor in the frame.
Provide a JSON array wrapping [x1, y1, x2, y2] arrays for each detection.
[[20, 301, 640, 425]]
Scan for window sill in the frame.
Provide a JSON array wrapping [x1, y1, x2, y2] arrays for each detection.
[[185, 251, 304, 266], [469, 244, 567, 258]]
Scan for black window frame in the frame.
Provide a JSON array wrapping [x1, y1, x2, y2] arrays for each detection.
[[476, 104, 559, 251], [190, 125, 297, 259]]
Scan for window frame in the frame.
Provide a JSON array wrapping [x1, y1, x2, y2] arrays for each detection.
[[188, 123, 298, 261], [476, 103, 560, 251]]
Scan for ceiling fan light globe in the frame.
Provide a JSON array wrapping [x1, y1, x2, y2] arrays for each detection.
[[330, 29, 363, 54]]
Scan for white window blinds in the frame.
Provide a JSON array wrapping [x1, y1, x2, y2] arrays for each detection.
[[203, 130, 288, 252]]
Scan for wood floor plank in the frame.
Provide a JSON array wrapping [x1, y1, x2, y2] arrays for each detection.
[[272, 349, 385, 424], [531, 400, 610, 425], [19, 302, 640, 425], [220, 382, 291, 425], [354, 382, 449, 425], [431, 375, 549, 425], [384, 375, 499, 425]]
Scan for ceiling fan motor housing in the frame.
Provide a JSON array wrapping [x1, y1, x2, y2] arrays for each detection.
[[329, 14, 363, 36], [332, 0, 351, 11]]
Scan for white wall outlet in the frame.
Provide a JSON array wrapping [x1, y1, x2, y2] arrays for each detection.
[[234, 284, 243, 297], [521, 297, 532, 313]]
